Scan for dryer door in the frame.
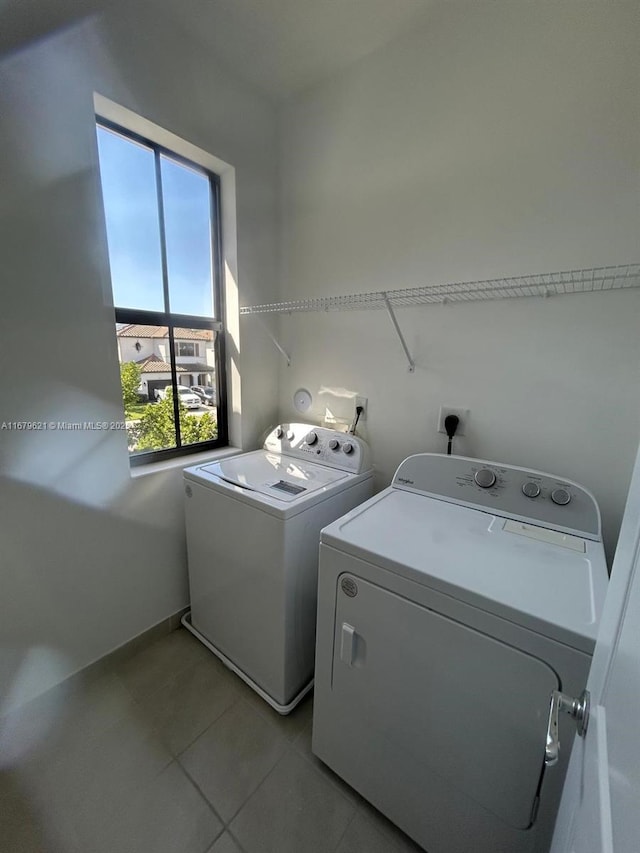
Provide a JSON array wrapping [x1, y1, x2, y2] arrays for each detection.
[[332, 574, 559, 830]]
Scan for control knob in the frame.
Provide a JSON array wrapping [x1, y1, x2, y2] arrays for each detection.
[[474, 468, 496, 489], [343, 442, 354, 455], [306, 432, 318, 446], [522, 482, 541, 499], [329, 439, 340, 451], [551, 487, 571, 506]]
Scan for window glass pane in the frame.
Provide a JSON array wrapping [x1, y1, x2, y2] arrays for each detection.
[[176, 327, 218, 448], [97, 127, 165, 312], [97, 117, 224, 463], [161, 155, 215, 317], [116, 323, 177, 455]]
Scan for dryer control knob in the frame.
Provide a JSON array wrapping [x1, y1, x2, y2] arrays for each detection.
[[474, 468, 496, 489], [329, 439, 340, 451], [286, 430, 295, 441], [306, 431, 318, 446], [551, 487, 571, 506], [343, 442, 354, 455], [522, 481, 541, 499], [275, 427, 284, 439]]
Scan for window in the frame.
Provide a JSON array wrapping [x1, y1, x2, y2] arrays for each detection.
[[97, 120, 227, 464], [176, 341, 199, 357]]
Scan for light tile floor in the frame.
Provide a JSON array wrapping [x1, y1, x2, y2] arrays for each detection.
[[1, 628, 424, 853]]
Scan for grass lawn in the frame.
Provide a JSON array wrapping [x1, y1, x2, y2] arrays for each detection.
[[125, 403, 152, 421]]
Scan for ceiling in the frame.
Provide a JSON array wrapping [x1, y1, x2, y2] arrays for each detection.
[[0, 0, 437, 99]]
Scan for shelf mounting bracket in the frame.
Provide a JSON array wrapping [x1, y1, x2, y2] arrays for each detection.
[[258, 317, 291, 366], [383, 294, 415, 373]]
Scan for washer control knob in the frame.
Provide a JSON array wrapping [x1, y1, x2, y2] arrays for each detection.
[[343, 442, 354, 455], [551, 487, 571, 506], [286, 430, 295, 441], [474, 468, 496, 489], [522, 481, 541, 499], [275, 427, 284, 439], [329, 439, 340, 451], [306, 431, 318, 446]]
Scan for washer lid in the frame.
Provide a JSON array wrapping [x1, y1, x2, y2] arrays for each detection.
[[201, 450, 349, 502], [321, 488, 609, 652]]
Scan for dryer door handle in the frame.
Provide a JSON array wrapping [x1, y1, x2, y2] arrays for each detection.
[[340, 623, 357, 666]]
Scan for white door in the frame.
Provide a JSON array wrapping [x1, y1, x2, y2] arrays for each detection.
[[551, 442, 640, 853]]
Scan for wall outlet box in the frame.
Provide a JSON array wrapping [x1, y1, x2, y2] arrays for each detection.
[[437, 406, 469, 436], [355, 396, 368, 420]]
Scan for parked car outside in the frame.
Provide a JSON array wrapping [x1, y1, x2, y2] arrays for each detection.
[[190, 385, 216, 406], [155, 385, 202, 409]]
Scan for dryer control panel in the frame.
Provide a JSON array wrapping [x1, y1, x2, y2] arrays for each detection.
[[264, 423, 371, 474], [393, 453, 601, 540]]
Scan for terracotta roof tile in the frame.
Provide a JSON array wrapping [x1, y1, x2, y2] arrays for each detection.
[[117, 324, 213, 341], [134, 354, 188, 374]]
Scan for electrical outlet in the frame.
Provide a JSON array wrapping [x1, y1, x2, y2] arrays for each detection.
[[355, 396, 368, 420], [437, 406, 469, 436]]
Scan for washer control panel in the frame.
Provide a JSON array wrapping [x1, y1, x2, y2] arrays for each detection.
[[393, 453, 600, 539], [264, 423, 371, 474]]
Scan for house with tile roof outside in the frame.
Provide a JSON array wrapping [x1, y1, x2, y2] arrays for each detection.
[[116, 324, 215, 402]]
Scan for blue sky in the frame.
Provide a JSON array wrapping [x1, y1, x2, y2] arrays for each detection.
[[96, 126, 215, 317]]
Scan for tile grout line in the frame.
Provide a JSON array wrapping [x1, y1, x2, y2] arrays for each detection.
[[284, 738, 358, 811], [175, 693, 293, 831], [197, 824, 226, 853], [172, 689, 244, 760], [291, 721, 365, 809], [103, 635, 363, 851], [173, 758, 227, 831], [113, 638, 245, 763], [222, 738, 293, 828], [226, 826, 251, 853], [331, 807, 359, 853], [107, 679, 177, 776], [226, 741, 360, 842]]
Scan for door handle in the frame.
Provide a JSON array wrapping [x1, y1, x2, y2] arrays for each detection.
[[340, 623, 357, 666], [545, 688, 590, 766]]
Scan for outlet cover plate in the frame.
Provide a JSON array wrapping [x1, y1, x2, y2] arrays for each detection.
[[437, 406, 469, 436]]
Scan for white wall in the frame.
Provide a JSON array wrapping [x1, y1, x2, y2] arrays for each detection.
[[278, 1, 640, 560], [0, 7, 279, 702]]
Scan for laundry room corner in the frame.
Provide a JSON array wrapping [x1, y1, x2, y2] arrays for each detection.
[[274, 1, 640, 562]]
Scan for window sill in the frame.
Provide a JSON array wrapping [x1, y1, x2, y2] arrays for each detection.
[[130, 445, 242, 479]]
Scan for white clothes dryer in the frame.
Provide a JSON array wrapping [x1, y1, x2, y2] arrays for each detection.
[[183, 424, 373, 713], [312, 453, 608, 853]]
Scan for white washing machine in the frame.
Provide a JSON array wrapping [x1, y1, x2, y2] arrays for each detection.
[[312, 453, 608, 853], [183, 423, 373, 713]]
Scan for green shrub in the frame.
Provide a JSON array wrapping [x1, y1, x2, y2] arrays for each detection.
[[120, 362, 142, 414], [134, 395, 217, 451]]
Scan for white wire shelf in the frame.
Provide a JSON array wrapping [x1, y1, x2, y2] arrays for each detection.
[[240, 263, 640, 315]]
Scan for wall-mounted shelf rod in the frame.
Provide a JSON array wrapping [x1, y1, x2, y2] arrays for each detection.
[[240, 263, 640, 316], [384, 294, 415, 373], [257, 317, 290, 366]]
